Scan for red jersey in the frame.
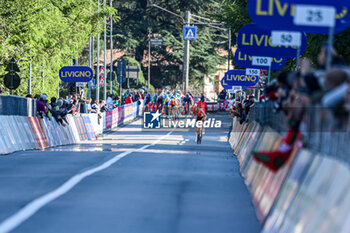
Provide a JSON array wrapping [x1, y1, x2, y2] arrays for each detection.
[[196, 102, 207, 114]]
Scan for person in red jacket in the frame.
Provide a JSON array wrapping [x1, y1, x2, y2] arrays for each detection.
[[125, 94, 133, 105]]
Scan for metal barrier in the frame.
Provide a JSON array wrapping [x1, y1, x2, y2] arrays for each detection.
[[229, 113, 350, 232], [0, 95, 36, 116], [248, 102, 350, 165]]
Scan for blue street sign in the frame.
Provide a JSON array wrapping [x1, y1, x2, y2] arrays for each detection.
[[183, 26, 197, 41], [234, 49, 287, 70], [237, 23, 307, 58], [221, 70, 259, 89], [90, 79, 96, 88], [248, 0, 350, 34], [59, 66, 94, 83]]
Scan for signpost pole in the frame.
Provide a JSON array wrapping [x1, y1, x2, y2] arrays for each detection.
[[11, 61, 14, 95], [228, 28, 231, 71], [148, 29, 151, 91], [119, 61, 122, 103], [326, 26, 334, 70], [296, 46, 301, 71], [104, 0, 107, 102], [28, 62, 31, 95], [183, 11, 191, 92], [110, 0, 113, 95], [127, 73, 130, 89], [96, 0, 100, 101], [88, 37, 92, 98]]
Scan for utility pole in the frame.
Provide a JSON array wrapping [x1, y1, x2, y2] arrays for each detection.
[[88, 37, 92, 98], [148, 29, 151, 90], [228, 28, 231, 71], [28, 62, 31, 95], [183, 11, 191, 93], [103, 0, 107, 101], [110, 0, 113, 95], [96, 0, 100, 101]]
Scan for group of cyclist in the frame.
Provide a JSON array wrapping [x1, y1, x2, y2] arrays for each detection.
[[144, 90, 199, 118], [144, 90, 207, 143]]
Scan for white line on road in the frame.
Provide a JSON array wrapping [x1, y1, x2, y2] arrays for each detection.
[[0, 131, 173, 233]]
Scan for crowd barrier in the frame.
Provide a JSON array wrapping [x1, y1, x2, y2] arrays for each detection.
[[0, 95, 36, 117], [0, 101, 144, 155], [206, 103, 219, 112], [229, 114, 350, 232]]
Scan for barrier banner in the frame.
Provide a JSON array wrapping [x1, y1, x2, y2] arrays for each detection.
[[106, 108, 119, 129], [73, 117, 88, 141], [82, 116, 97, 140], [15, 116, 36, 149], [0, 120, 10, 154], [116, 106, 122, 124], [67, 116, 81, 143], [0, 116, 16, 153], [262, 150, 315, 233], [27, 117, 49, 149], [133, 103, 138, 118], [8, 116, 27, 151], [122, 104, 134, 123], [41, 117, 58, 147]]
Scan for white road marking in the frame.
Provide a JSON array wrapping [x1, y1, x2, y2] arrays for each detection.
[[0, 131, 173, 233]]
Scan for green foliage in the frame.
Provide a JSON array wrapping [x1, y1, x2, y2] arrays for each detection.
[[0, 0, 118, 97], [114, 0, 227, 90]]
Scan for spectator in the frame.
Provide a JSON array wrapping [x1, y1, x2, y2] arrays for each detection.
[[113, 96, 120, 108], [48, 97, 65, 126], [86, 98, 92, 113], [36, 95, 47, 118], [125, 93, 133, 105], [99, 100, 108, 113], [106, 94, 114, 110], [91, 99, 99, 113]]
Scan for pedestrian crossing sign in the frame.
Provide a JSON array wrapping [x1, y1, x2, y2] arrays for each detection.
[[183, 26, 197, 41]]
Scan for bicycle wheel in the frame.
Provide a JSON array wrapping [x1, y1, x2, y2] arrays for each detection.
[[197, 127, 202, 144]]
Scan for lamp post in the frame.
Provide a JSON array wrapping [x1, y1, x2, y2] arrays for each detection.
[[110, 0, 113, 95], [96, 0, 100, 101]]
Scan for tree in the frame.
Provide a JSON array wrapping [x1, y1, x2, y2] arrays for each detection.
[[0, 0, 118, 97], [113, 0, 227, 90]]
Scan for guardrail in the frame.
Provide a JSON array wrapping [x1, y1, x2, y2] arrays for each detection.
[[229, 104, 350, 233]]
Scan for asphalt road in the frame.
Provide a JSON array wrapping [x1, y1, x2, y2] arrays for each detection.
[[0, 113, 261, 233]]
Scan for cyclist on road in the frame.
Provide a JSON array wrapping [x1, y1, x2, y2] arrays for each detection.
[[191, 105, 207, 143], [169, 96, 179, 119], [183, 93, 192, 115], [196, 96, 208, 114]]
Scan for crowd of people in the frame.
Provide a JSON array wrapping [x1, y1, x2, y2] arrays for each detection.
[[228, 91, 256, 124], [251, 45, 350, 172], [27, 89, 145, 126], [27, 87, 209, 126]]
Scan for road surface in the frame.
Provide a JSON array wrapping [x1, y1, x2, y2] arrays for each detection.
[[0, 113, 261, 233]]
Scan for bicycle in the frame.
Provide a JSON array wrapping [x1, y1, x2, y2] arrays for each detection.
[[196, 123, 204, 144]]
